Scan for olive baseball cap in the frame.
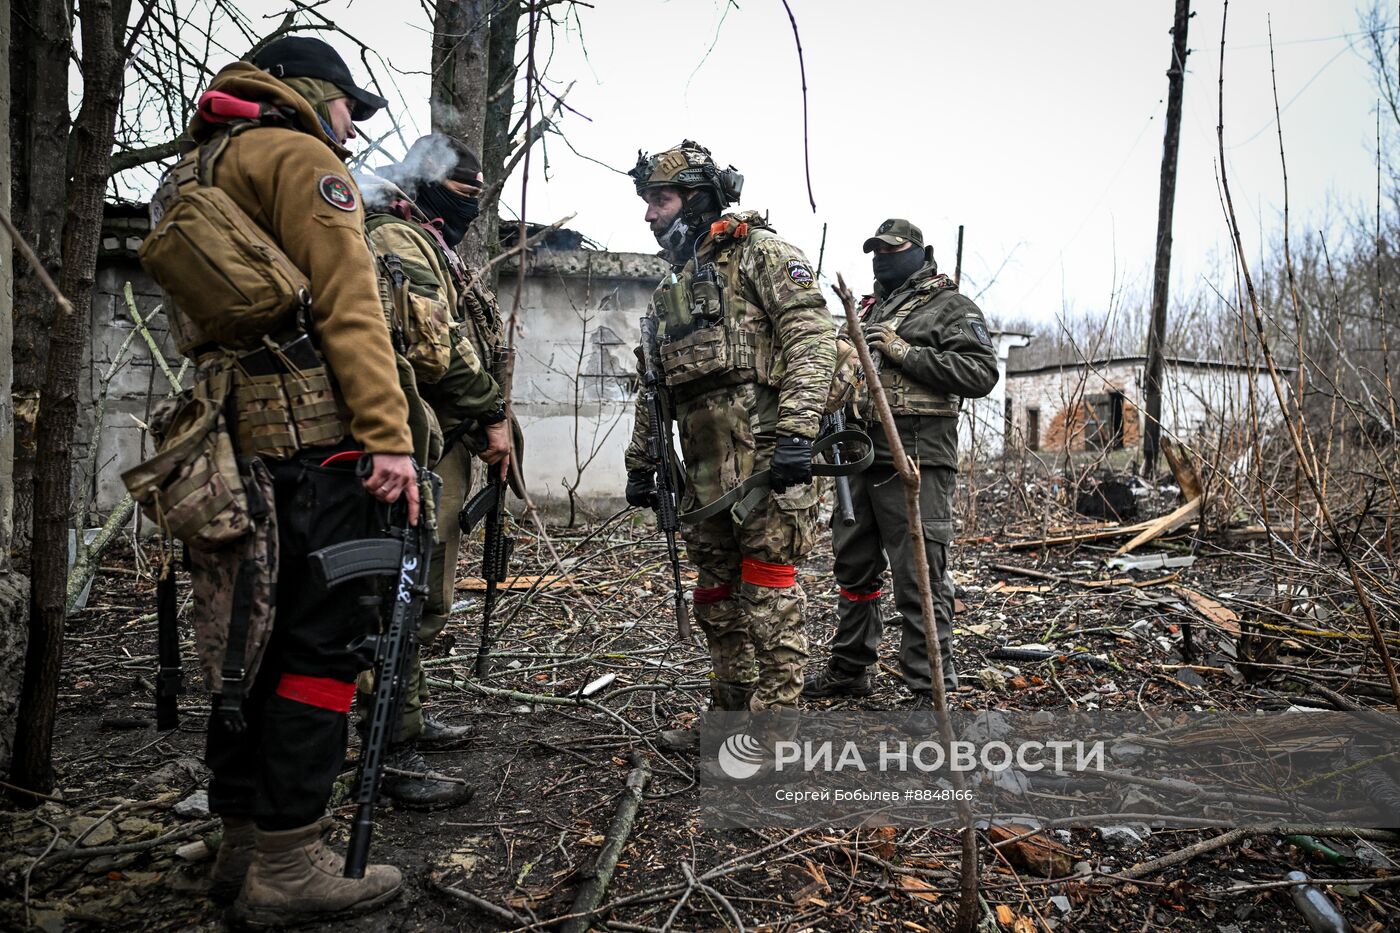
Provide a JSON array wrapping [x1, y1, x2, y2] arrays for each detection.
[[862, 218, 924, 253], [253, 36, 388, 121]]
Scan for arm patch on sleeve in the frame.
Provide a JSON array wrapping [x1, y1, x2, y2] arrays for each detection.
[[969, 319, 993, 348], [319, 174, 358, 211], [786, 258, 815, 288]]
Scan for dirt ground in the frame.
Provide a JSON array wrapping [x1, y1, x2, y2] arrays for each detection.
[[2, 475, 1397, 932]]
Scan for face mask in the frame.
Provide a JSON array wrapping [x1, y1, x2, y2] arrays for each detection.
[[416, 184, 480, 247], [655, 213, 693, 264], [873, 247, 924, 292]]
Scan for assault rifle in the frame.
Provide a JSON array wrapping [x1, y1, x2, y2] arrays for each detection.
[[459, 465, 513, 678], [308, 460, 440, 880], [820, 410, 856, 527], [638, 313, 692, 642]]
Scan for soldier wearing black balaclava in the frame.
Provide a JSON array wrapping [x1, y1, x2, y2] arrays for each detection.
[[356, 134, 513, 808], [805, 219, 999, 708]]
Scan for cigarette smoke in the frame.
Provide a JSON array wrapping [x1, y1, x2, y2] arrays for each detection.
[[375, 134, 460, 198]]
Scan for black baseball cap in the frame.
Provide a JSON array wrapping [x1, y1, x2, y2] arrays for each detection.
[[253, 36, 388, 121]]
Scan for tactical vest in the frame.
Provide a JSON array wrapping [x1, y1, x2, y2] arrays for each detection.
[[366, 212, 458, 385], [142, 124, 347, 459], [652, 223, 779, 402], [858, 278, 961, 419]]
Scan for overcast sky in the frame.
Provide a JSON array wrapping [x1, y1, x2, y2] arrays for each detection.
[[235, 0, 1388, 326]]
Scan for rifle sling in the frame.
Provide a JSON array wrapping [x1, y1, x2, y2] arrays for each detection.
[[679, 428, 875, 525], [219, 555, 257, 707]]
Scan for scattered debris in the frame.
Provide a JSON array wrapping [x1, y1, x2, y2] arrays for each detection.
[[1286, 870, 1355, 933], [1105, 552, 1197, 571], [988, 823, 1075, 878]]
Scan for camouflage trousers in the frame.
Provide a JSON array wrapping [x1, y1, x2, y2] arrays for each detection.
[[677, 383, 818, 711], [355, 440, 470, 743]]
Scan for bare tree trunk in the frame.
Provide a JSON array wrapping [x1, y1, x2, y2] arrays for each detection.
[[480, 1, 522, 281], [8, 0, 72, 549], [0, 0, 31, 775], [0, 0, 13, 564], [431, 0, 491, 270], [1142, 0, 1192, 477], [10, 0, 131, 799]]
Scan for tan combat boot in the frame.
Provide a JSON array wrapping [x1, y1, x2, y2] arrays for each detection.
[[230, 818, 402, 928], [658, 681, 755, 752], [208, 816, 256, 904]]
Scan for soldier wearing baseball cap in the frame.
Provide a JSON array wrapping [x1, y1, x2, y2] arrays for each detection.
[[805, 218, 999, 710], [253, 36, 388, 121], [143, 34, 416, 924], [862, 218, 924, 253]]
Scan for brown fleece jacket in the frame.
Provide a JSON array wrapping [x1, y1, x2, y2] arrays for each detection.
[[187, 62, 411, 454]]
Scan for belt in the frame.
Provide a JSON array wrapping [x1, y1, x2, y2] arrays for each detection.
[[679, 429, 874, 525]]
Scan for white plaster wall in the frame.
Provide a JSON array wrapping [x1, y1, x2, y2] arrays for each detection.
[[496, 249, 668, 513], [1004, 359, 1285, 452], [958, 332, 1029, 461]]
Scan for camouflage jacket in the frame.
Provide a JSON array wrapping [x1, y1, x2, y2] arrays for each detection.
[[625, 211, 836, 472], [857, 260, 999, 468], [365, 211, 503, 433]]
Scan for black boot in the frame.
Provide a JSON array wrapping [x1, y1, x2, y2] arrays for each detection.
[[802, 664, 873, 698], [418, 713, 471, 749], [380, 745, 474, 810]]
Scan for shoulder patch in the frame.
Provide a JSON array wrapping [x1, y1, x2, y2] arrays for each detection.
[[968, 318, 993, 348], [319, 174, 358, 211], [786, 258, 815, 288]]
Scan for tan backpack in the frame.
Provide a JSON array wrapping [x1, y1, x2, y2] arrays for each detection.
[[139, 130, 311, 353]]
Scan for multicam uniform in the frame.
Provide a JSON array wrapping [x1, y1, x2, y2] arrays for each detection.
[[362, 194, 504, 744], [627, 211, 836, 711], [826, 258, 998, 695]]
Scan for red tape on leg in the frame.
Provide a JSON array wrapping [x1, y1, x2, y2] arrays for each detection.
[[741, 557, 798, 589], [693, 583, 733, 605], [275, 673, 357, 713], [839, 586, 882, 602]]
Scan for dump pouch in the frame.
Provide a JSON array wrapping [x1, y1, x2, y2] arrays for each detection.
[[120, 392, 254, 549]]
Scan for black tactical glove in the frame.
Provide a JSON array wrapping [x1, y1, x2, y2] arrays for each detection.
[[626, 468, 657, 509], [769, 435, 814, 493]]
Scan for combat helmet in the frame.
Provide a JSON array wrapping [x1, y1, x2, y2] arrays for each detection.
[[629, 140, 743, 209]]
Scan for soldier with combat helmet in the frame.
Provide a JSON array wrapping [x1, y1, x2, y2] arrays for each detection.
[[624, 141, 837, 752], [804, 219, 998, 708]]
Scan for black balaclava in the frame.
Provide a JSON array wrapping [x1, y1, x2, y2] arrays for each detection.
[[872, 245, 925, 293], [417, 184, 480, 248]]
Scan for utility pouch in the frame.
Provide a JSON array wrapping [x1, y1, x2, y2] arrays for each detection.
[[659, 321, 757, 388], [121, 391, 254, 550], [139, 138, 311, 352], [656, 275, 695, 329], [380, 252, 453, 384], [231, 335, 347, 458]]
